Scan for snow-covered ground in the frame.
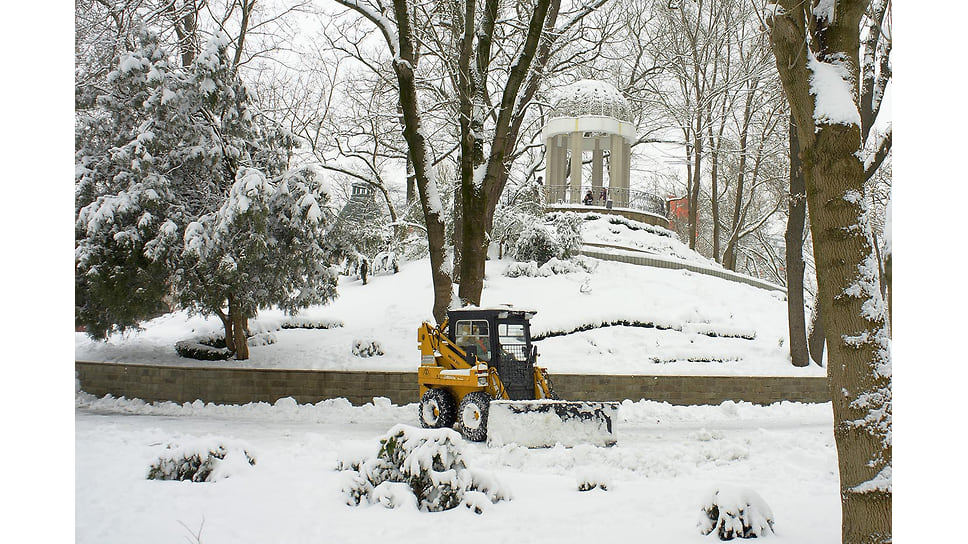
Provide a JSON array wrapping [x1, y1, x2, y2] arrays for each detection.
[[75, 214, 823, 377], [76, 392, 840, 543], [73, 214, 844, 543]]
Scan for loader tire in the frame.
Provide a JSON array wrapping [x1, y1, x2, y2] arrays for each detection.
[[457, 392, 490, 442], [419, 388, 456, 429]]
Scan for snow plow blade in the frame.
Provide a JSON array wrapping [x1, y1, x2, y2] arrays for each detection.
[[486, 400, 619, 448]]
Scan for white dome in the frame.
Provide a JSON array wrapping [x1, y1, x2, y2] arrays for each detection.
[[551, 79, 631, 122]]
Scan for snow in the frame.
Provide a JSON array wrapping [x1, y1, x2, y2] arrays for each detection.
[[551, 79, 632, 121], [808, 54, 862, 127], [76, 251, 821, 376], [74, 216, 842, 542], [76, 392, 840, 543]]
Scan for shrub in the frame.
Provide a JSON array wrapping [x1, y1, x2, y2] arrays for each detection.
[[147, 439, 256, 482], [554, 212, 583, 259], [698, 487, 775, 540], [174, 335, 233, 360], [340, 425, 510, 513], [352, 339, 384, 358], [513, 224, 560, 266]]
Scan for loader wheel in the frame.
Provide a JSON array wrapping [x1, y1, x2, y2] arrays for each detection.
[[419, 388, 456, 429], [457, 392, 490, 442]]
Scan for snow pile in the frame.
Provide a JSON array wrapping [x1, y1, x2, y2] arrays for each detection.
[[146, 437, 256, 482], [486, 400, 618, 448], [340, 424, 510, 513], [698, 486, 775, 539]]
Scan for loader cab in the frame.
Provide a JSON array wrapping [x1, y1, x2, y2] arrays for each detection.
[[448, 307, 537, 400]]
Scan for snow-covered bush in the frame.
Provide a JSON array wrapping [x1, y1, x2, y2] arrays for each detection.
[[698, 487, 775, 539], [352, 339, 384, 358], [513, 224, 560, 265], [340, 425, 510, 513], [503, 256, 598, 278], [510, 211, 585, 266], [174, 335, 233, 360], [554, 212, 584, 259], [247, 332, 277, 347], [281, 317, 344, 330], [576, 470, 610, 492], [147, 439, 256, 482]]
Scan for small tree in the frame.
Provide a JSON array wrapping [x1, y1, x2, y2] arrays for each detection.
[[180, 167, 337, 359]]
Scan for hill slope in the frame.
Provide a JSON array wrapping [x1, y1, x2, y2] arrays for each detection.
[[75, 214, 823, 377]]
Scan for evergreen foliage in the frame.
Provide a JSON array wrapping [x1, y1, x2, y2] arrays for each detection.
[[341, 425, 510, 513], [147, 440, 256, 482], [75, 26, 336, 355], [512, 212, 584, 266]]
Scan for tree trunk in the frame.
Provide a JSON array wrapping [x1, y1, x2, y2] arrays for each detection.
[[785, 118, 808, 367], [688, 132, 702, 251], [391, 0, 453, 324], [455, 0, 557, 308], [769, 2, 891, 542], [808, 302, 826, 367]]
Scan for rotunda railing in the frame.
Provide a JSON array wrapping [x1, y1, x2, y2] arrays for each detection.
[[543, 185, 667, 217]]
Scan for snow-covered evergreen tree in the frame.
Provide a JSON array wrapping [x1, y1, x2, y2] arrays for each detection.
[[76, 26, 336, 357]]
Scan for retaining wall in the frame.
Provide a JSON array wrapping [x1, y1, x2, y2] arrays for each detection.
[[75, 361, 830, 407]]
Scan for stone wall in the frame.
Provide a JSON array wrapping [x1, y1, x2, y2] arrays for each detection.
[[76, 361, 829, 406]]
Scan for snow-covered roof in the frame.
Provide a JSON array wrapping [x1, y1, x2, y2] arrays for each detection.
[[550, 79, 631, 122]]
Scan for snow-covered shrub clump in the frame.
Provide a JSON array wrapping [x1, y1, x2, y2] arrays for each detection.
[[504, 256, 597, 278], [553, 212, 584, 259], [281, 317, 344, 330], [698, 486, 775, 539], [352, 339, 384, 358], [511, 212, 585, 267], [147, 438, 256, 482], [340, 425, 510, 513], [174, 335, 233, 360], [513, 224, 560, 265], [576, 470, 610, 492], [247, 332, 277, 347]]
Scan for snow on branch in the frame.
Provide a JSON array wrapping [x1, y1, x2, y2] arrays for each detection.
[[332, 0, 400, 57]]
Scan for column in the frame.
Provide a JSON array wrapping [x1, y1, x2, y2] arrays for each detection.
[[624, 140, 632, 207], [608, 134, 624, 206], [592, 140, 603, 204], [570, 131, 584, 204], [544, 137, 558, 203]]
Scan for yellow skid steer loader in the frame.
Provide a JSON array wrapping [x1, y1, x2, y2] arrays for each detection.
[[417, 306, 617, 447]]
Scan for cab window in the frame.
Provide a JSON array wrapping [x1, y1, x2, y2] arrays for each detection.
[[498, 322, 528, 361], [456, 320, 490, 361]]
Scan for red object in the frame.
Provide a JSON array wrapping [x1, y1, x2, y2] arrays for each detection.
[[667, 196, 689, 230]]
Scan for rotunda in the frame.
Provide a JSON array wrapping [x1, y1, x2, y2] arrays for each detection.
[[542, 80, 635, 207]]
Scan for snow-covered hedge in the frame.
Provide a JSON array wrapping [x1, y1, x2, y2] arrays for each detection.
[[174, 335, 233, 360], [352, 339, 384, 358], [504, 256, 598, 278], [698, 487, 775, 539], [281, 317, 344, 330], [340, 425, 510, 513], [147, 438, 256, 482]]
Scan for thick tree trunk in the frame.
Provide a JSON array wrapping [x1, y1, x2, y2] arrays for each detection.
[[455, 0, 556, 307], [785, 118, 808, 367], [769, 2, 891, 542]]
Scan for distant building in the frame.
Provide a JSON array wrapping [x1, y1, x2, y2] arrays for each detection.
[[336, 182, 383, 226]]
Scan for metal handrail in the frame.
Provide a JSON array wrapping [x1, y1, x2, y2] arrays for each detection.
[[542, 185, 667, 216]]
